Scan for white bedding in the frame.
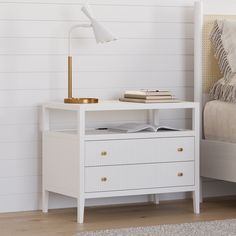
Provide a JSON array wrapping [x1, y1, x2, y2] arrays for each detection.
[[204, 100, 236, 143]]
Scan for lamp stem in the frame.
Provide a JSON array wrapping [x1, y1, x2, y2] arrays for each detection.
[[67, 23, 91, 100], [68, 56, 72, 98]]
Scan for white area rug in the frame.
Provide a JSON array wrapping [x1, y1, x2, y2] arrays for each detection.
[[75, 219, 236, 236]]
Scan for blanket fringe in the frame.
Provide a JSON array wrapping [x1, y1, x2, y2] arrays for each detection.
[[210, 20, 233, 81], [210, 79, 236, 102]]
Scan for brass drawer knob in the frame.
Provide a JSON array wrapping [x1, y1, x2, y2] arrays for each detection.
[[101, 177, 107, 182], [177, 148, 183, 152], [101, 151, 107, 156], [177, 172, 183, 177]]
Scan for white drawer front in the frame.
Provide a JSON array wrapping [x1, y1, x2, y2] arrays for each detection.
[[85, 162, 194, 192], [85, 137, 194, 166]]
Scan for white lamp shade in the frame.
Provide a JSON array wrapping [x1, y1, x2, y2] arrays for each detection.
[[81, 3, 94, 21], [81, 4, 117, 43], [91, 19, 117, 43]]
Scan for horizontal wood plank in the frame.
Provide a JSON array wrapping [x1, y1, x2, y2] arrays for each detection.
[[0, 124, 39, 142], [0, 4, 194, 22], [0, 21, 193, 39], [0, 193, 40, 212], [0, 38, 194, 55], [0, 87, 194, 107], [0, 71, 194, 90], [0, 107, 39, 124], [0, 0, 195, 7], [0, 159, 41, 177], [0, 55, 194, 72], [0, 141, 40, 159], [0, 176, 41, 195]]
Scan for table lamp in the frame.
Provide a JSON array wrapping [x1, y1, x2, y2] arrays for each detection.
[[64, 4, 117, 104]]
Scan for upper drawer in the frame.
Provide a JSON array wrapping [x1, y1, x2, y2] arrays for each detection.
[[85, 137, 194, 167]]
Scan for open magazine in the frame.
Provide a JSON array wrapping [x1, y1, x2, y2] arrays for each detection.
[[108, 123, 180, 133]]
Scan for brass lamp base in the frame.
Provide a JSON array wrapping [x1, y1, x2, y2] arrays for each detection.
[[64, 97, 99, 104]]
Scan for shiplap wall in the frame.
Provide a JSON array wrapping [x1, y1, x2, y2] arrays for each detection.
[[0, 0, 198, 212]]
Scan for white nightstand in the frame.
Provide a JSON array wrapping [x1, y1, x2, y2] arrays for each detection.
[[42, 100, 200, 223]]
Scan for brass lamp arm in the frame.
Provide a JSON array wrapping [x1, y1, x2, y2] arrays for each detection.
[[66, 23, 92, 101], [68, 23, 92, 56]]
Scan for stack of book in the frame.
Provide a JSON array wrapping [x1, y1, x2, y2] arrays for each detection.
[[119, 90, 178, 103]]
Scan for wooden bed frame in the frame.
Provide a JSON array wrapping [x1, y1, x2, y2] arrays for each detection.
[[194, 1, 236, 191]]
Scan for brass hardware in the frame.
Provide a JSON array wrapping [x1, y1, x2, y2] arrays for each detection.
[[64, 56, 99, 104], [177, 148, 184, 152], [177, 172, 183, 177], [101, 151, 107, 156], [101, 177, 107, 182], [64, 97, 99, 104]]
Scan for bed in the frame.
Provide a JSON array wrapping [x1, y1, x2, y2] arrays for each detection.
[[195, 2, 236, 187], [204, 100, 236, 143]]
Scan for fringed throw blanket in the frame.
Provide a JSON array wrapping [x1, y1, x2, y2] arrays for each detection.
[[210, 19, 236, 102], [210, 77, 236, 102], [210, 20, 233, 81]]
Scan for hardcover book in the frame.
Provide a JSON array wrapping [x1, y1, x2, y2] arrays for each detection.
[[124, 94, 174, 100], [108, 123, 180, 133], [124, 90, 172, 96], [119, 97, 179, 103]]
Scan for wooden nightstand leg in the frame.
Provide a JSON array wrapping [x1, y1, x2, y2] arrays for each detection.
[[193, 190, 200, 214], [42, 190, 49, 213], [77, 198, 85, 223]]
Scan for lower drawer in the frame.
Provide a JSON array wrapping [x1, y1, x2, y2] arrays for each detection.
[[85, 162, 194, 193]]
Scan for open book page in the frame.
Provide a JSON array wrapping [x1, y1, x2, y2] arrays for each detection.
[[108, 123, 180, 133]]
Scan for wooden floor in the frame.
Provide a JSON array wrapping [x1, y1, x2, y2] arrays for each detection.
[[1, 197, 236, 236]]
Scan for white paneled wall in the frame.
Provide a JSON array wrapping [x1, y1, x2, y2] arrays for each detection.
[[0, 0, 195, 212]]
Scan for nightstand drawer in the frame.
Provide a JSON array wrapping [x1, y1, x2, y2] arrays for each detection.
[[85, 137, 194, 166], [85, 162, 194, 192]]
